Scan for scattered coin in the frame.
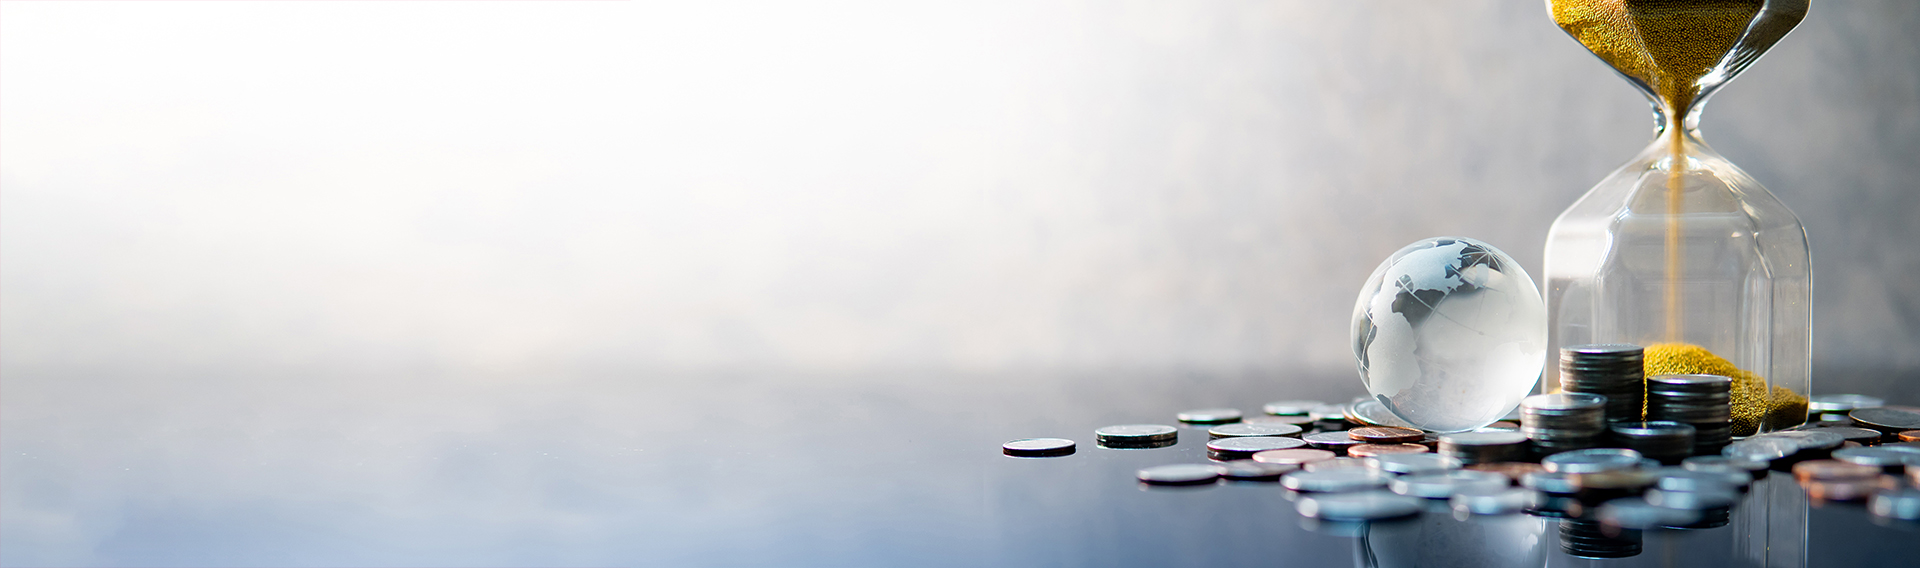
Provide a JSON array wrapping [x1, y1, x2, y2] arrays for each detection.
[[1219, 461, 1296, 481], [1869, 488, 1920, 521], [1851, 406, 1920, 433], [1245, 414, 1316, 426], [1304, 457, 1369, 472], [1177, 408, 1244, 424], [1253, 448, 1336, 465], [1901, 430, 1920, 444], [1206, 436, 1307, 460], [1684, 455, 1770, 480], [1450, 486, 1536, 515], [1295, 490, 1424, 521], [1137, 464, 1224, 485], [1364, 453, 1460, 475], [1521, 471, 1579, 494], [1792, 459, 1880, 483], [1651, 467, 1747, 492], [1002, 438, 1076, 457], [1543, 448, 1645, 473], [1303, 431, 1366, 455], [1465, 462, 1545, 481], [1809, 394, 1885, 413], [1598, 497, 1700, 530], [1208, 422, 1303, 439], [1282, 468, 1392, 493], [1645, 487, 1739, 511], [1760, 430, 1845, 453], [1833, 446, 1920, 471], [1723, 437, 1798, 461], [1347, 443, 1429, 458], [1571, 469, 1658, 491], [1390, 470, 1508, 499], [1349, 426, 1424, 444], [1263, 400, 1323, 416], [1805, 477, 1895, 502], [1095, 424, 1178, 445], [1487, 421, 1522, 430], [1795, 426, 1884, 446]]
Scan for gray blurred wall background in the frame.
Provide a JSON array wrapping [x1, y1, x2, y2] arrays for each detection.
[[3, 0, 1916, 399]]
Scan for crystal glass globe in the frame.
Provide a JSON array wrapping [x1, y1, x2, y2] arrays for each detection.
[[1351, 237, 1547, 432]]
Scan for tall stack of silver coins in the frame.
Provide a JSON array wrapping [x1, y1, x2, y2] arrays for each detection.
[[1646, 374, 1734, 455], [1521, 393, 1608, 457], [1560, 344, 1645, 423]]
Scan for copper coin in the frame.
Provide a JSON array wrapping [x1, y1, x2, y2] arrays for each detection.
[[1900, 430, 1920, 443], [1348, 443, 1430, 458], [1467, 462, 1546, 481], [1804, 477, 1892, 502], [1792, 459, 1880, 482], [1253, 448, 1336, 465], [1349, 427, 1424, 444]]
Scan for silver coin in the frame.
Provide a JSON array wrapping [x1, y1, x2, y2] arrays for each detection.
[[1295, 490, 1424, 520], [1390, 470, 1508, 499], [1450, 486, 1536, 515], [1809, 394, 1885, 413], [1303, 431, 1366, 454], [1441, 431, 1528, 447], [1723, 437, 1798, 461], [1683, 455, 1770, 479], [1543, 448, 1645, 473], [1137, 464, 1224, 485], [1263, 400, 1324, 416], [1645, 488, 1738, 510], [1176, 408, 1244, 424], [1795, 426, 1885, 445], [1521, 471, 1579, 494], [1303, 457, 1369, 472], [1852, 407, 1920, 431], [1833, 446, 1920, 468], [1002, 438, 1075, 457], [1208, 422, 1304, 439], [1348, 399, 1421, 429], [1207, 436, 1307, 456], [1597, 497, 1701, 530], [1366, 453, 1461, 475], [1220, 461, 1296, 481], [1652, 467, 1746, 492], [1522, 393, 1608, 412], [1758, 430, 1845, 452], [1095, 424, 1178, 444], [1282, 468, 1393, 493], [1869, 488, 1920, 521]]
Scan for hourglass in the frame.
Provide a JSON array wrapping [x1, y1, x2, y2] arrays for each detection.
[[1542, 0, 1812, 435]]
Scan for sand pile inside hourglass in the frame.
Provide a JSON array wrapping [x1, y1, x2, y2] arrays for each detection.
[[1550, 0, 1810, 433]]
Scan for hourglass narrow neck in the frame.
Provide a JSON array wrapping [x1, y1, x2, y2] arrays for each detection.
[[1651, 97, 1707, 143]]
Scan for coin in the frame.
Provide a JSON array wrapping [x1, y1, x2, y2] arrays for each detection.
[[1002, 438, 1075, 457], [1245, 414, 1316, 426], [1683, 455, 1770, 480], [1759, 430, 1845, 453], [1543, 448, 1645, 473], [1304, 457, 1369, 472], [1295, 490, 1424, 520], [1303, 431, 1366, 455], [1486, 421, 1522, 430], [1206, 436, 1307, 460], [1644, 487, 1738, 510], [1832, 447, 1920, 471], [1263, 400, 1323, 416], [1869, 488, 1920, 520], [1521, 471, 1579, 494], [1349, 426, 1425, 444], [1597, 497, 1700, 530], [1805, 478, 1893, 502], [1571, 469, 1658, 491], [1136, 464, 1224, 485], [1466, 462, 1545, 481], [1450, 486, 1536, 515], [1095, 424, 1178, 444], [1902, 430, 1920, 443], [1651, 467, 1746, 492], [1348, 443, 1429, 458], [1723, 437, 1798, 461], [1177, 408, 1244, 424], [1282, 468, 1393, 493], [1809, 394, 1885, 413], [1219, 460, 1297, 481], [1253, 448, 1336, 465], [1207, 422, 1304, 439], [1792, 459, 1880, 482], [1347, 399, 1422, 429], [1794, 426, 1883, 446], [1390, 470, 1508, 499], [1852, 406, 1920, 432], [1365, 453, 1460, 475]]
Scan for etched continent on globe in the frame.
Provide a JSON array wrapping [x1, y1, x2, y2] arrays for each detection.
[[1351, 237, 1547, 432]]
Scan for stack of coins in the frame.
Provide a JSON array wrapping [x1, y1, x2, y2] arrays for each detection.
[[1438, 431, 1529, 465], [1646, 374, 1733, 455], [1608, 421, 1697, 464], [1522, 393, 1609, 456], [1560, 344, 1645, 423]]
